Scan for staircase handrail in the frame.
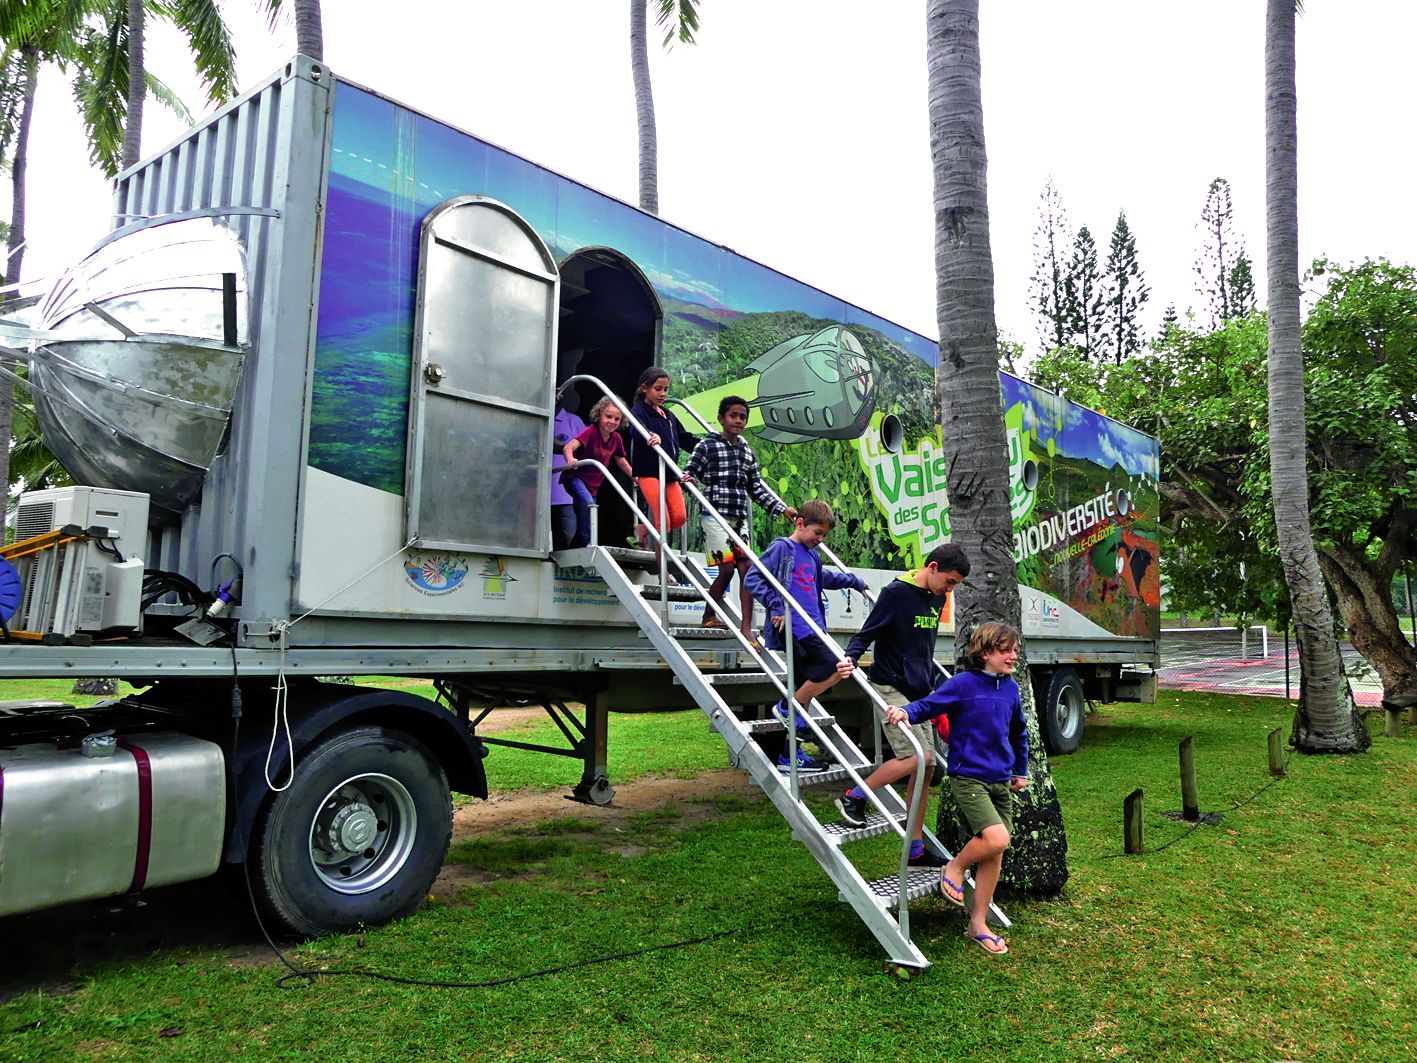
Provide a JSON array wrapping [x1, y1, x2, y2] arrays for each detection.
[[561, 376, 928, 925], [667, 397, 954, 688]]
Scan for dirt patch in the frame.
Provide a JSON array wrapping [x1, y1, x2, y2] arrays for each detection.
[[454, 769, 757, 836], [429, 770, 762, 900]]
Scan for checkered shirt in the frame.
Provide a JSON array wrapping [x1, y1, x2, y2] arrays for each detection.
[[684, 432, 787, 526]]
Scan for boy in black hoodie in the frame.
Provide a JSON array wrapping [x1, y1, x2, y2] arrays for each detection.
[[836, 543, 970, 866]]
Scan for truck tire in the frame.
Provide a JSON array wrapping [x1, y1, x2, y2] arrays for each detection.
[[1039, 668, 1086, 755], [251, 725, 452, 936]]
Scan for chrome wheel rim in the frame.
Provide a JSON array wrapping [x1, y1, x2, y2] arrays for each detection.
[[308, 772, 418, 894]]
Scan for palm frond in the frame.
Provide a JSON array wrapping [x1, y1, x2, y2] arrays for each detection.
[[654, 0, 700, 49], [69, 19, 127, 177], [145, 68, 191, 123], [163, 0, 236, 105]]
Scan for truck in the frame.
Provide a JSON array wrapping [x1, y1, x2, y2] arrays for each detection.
[[0, 58, 1159, 970]]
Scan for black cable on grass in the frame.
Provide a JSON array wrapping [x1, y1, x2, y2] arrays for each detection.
[[267, 919, 777, 991], [225, 640, 789, 990], [1103, 747, 1296, 859]]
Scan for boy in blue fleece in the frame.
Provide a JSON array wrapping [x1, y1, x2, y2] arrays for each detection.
[[885, 621, 1028, 956], [744, 499, 866, 773]]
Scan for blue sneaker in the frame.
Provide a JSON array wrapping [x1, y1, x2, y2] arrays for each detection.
[[771, 700, 816, 741], [776, 748, 827, 774]]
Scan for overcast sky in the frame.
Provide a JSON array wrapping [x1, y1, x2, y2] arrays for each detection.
[[14, 1, 1416, 358]]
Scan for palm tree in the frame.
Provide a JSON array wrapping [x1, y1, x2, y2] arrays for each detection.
[[1264, 0, 1367, 752], [115, 0, 236, 171], [630, 0, 699, 215], [926, 0, 1068, 893], [262, 0, 323, 62]]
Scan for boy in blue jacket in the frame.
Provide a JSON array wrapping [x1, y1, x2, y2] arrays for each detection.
[[885, 621, 1028, 956], [744, 500, 866, 773]]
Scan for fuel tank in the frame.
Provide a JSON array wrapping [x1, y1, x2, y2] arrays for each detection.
[[0, 731, 226, 916]]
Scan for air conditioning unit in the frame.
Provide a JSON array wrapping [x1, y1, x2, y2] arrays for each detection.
[[11, 487, 150, 637]]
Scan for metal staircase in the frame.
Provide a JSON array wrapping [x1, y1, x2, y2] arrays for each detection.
[[554, 375, 1009, 971]]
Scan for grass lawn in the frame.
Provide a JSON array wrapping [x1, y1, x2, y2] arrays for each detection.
[[0, 688, 1412, 1061]]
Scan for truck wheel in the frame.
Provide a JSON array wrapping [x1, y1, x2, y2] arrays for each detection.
[[1040, 669, 1086, 755], [251, 725, 452, 936]]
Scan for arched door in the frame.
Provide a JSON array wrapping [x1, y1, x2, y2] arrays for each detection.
[[405, 197, 558, 556]]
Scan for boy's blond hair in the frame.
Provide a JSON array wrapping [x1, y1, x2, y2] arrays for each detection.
[[966, 621, 1021, 669], [796, 499, 835, 529], [587, 395, 621, 424]]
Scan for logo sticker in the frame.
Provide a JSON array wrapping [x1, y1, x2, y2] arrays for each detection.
[[404, 551, 470, 596]]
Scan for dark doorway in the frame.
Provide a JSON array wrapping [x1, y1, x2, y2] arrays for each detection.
[[556, 248, 661, 549]]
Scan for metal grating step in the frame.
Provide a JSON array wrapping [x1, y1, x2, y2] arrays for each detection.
[[776, 762, 870, 789], [742, 714, 835, 735], [639, 584, 706, 602], [663, 626, 738, 640], [822, 810, 907, 845], [865, 868, 943, 909], [600, 546, 660, 570], [702, 671, 783, 686]]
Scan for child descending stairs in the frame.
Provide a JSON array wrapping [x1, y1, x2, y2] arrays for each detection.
[[562, 541, 1011, 972]]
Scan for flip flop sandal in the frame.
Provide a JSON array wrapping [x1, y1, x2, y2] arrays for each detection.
[[700, 616, 728, 629], [939, 872, 967, 909], [964, 931, 1008, 956]]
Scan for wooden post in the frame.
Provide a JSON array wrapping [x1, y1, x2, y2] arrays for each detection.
[[1179, 735, 1199, 822], [1267, 728, 1285, 776], [1123, 788, 1144, 854]]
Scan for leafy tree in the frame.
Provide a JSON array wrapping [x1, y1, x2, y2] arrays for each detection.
[[1103, 210, 1150, 364], [1063, 224, 1104, 359], [1194, 176, 1254, 326], [1264, 0, 1358, 752], [1029, 177, 1072, 354], [1032, 259, 1414, 717], [926, 0, 1067, 896], [630, 0, 699, 215]]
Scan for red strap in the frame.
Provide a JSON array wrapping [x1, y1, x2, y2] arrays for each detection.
[[117, 740, 153, 894]]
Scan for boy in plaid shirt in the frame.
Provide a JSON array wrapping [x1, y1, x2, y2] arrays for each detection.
[[685, 396, 797, 640]]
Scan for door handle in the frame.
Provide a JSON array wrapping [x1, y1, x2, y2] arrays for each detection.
[[424, 362, 447, 386]]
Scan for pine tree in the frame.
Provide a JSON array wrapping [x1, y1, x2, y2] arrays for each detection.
[[1159, 303, 1179, 340], [1103, 210, 1150, 363], [1229, 252, 1257, 316], [1029, 178, 1072, 354], [1194, 177, 1255, 326], [1063, 225, 1104, 358]]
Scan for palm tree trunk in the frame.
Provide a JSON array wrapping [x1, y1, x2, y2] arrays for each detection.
[[122, 0, 145, 170], [926, 0, 1068, 895], [294, 0, 323, 62], [630, 0, 658, 215], [1264, 0, 1366, 753], [0, 43, 37, 538]]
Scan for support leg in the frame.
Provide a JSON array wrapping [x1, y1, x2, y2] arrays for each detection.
[[570, 685, 615, 806]]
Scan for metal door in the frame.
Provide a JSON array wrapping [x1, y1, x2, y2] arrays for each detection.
[[405, 197, 558, 556]]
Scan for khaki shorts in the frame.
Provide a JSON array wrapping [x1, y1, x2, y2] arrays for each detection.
[[702, 518, 747, 567], [950, 775, 1014, 838], [872, 682, 937, 762]]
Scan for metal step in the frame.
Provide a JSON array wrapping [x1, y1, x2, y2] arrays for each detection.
[[742, 714, 835, 735], [865, 868, 943, 910], [599, 546, 660, 569], [772, 761, 870, 789], [664, 626, 737, 640], [688, 671, 783, 686], [822, 810, 907, 846], [639, 584, 705, 602]]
